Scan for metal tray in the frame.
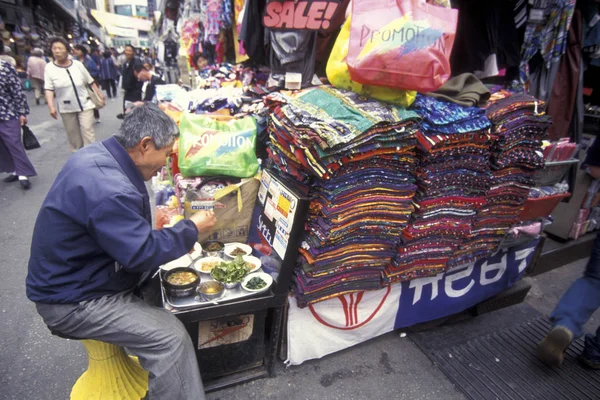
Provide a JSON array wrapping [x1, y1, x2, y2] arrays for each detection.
[[160, 269, 271, 311]]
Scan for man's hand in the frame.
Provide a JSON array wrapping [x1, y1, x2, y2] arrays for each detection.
[[48, 107, 57, 119], [189, 210, 216, 232], [19, 115, 27, 126]]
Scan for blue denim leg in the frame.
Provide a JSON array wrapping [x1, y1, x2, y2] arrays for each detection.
[[550, 231, 600, 338]]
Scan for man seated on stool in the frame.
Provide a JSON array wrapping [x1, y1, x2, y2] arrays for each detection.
[[26, 103, 215, 400]]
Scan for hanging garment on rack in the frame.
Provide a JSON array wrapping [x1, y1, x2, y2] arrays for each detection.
[[239, 0, 267, 66], [547, 10, 582, 141], [269, 30, 318, 88], [519, 0, 577, 89], [450, 0, 521, 77]]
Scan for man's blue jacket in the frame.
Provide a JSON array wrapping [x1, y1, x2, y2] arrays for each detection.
[[26, 137, 197, 304]]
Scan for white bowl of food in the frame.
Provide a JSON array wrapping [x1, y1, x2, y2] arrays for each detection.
[[242, 255, 261, 274], [223, 243, 253, 258], [194, 257, 224, 274], [241, 272, 273, 293]]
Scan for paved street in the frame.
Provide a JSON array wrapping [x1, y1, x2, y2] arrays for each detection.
[[0, 91, 598, 400]]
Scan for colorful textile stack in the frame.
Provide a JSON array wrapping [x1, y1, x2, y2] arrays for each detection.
[[386, 95, 493, 280], [265, 87, 420, 306], [475, 90, 549, 252]]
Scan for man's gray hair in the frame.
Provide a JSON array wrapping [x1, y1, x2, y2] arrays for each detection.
[[115, 103, 179, 149], [32, 48, 44, 57]]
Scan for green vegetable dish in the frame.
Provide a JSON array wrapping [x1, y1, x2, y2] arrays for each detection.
[[245, 277, 267, 290], [210, 255, 248, 284]]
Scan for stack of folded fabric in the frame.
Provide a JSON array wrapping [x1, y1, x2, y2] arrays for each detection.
[[265, 87, 420, 306], [386, 95, 493, 281], [475, 90, 549, 251]]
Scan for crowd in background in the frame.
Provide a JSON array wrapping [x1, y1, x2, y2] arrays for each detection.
[[0, 39, 166, 192]]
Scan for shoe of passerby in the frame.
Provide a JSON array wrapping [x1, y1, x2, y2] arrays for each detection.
[[3, 173, 18, 182], [95, 119, 101, 124], [19, 177, 31, 190], [537, 326, 573, 368], [36, 98, 40, 106], [117, 113, 124, 120], [580, 334, 600, 369]]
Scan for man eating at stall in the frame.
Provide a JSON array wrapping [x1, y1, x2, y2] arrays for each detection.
[[26, 103, 215, 400]]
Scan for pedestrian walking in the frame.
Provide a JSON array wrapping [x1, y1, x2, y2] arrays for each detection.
[[44, 37, 102, 152], [0, 45, 16, 68], [100, 50, 118, 100], [538, 138, 600, 369], [27, 48, 47, 106], [0, 56, 36, 190], [73, 44, 102, 123], [118, 44, 143, 119]]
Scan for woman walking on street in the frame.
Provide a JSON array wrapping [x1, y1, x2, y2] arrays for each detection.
[[27, 48, 47, 106], [100, 50, 118, 100], [44, 38, 102, 152], [73, 44, 101, 123], [0, 54, 36, 190]]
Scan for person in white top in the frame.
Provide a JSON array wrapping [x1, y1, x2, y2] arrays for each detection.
[[44, 37, 103, 152], [27, 48, 47, 106]]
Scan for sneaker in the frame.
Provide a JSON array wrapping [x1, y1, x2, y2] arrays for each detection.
[[117, 113, 125, 120], [537, 326, 573, 368]]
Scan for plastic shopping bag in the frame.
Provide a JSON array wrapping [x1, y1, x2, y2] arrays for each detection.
[[346, 0, 458, 92], [22, 125, 40, 150], [327, 17, 416, 108], [178, 113, 259, 178]]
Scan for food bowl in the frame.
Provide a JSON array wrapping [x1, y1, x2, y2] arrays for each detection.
[[197, 281, 224, 301], [223, 243, 252, 258], [162, 267, 200, 298], [201, 240, 225, 257], [194, 256, 224, 274], [210, 258, 247, 289], [241, 272, 273, 293], [223, 281, 240, 290], [242, 255, 261, 273]]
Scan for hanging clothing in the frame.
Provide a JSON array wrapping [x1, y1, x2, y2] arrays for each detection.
[[519, 0, 577, 88], [547, 9, 582, 141], [450, 0, 521, 77]]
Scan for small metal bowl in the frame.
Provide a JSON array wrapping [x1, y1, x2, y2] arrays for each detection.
[[197, 281, 224, 301], [201, 240, 225, 257], [222, 281, 240, 290]]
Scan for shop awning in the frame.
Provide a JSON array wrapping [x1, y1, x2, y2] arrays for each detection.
[[104, 25, 139, 38], [90, 9, 153, 33]]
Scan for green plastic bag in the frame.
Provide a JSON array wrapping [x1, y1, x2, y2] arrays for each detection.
[[178, 113, 259, 178]]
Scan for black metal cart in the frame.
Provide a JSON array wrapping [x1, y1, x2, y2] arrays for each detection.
[[162, 169, 310, 392]]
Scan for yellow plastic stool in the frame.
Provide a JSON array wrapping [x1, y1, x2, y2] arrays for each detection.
[[70, 339, 148, 400]]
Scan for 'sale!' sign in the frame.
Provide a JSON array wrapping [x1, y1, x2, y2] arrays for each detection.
[[263, 0, 341, 31]]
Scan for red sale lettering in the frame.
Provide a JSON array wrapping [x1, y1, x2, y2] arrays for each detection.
[[263, 0, 340, 31], [306, 2, 327, 30], [279, 1, 295, 28], [263, 2, 283, 27], [293, 2, 309, 29]]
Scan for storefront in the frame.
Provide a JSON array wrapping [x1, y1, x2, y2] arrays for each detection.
[[146, 0, 598, 390]]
